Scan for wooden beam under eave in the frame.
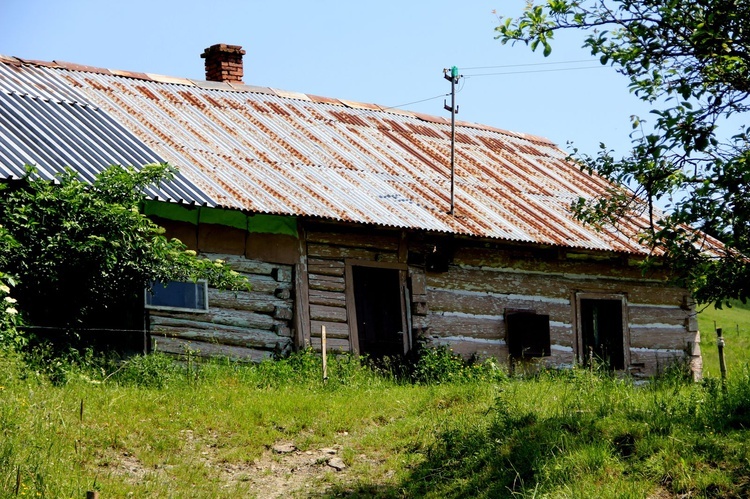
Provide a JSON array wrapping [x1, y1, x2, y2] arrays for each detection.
[[293, 221, 312, 348]]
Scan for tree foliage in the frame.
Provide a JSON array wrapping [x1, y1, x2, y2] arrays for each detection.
[[497, 0, 750, 305], [0, 163, 247, 345]]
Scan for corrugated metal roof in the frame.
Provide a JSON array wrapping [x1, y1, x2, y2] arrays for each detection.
[[0, 54, 653, 254]]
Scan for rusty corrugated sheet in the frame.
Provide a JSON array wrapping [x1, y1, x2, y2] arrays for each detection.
[[0, 55, 655, 254]]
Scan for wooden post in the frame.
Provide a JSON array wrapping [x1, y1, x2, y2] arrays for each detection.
[[321, 325, 328, 382], [717, 327, 727, 384], [86, 491, 99, 499]]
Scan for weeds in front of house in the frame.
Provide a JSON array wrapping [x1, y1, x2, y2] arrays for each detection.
[[3, 337, 750, 497]]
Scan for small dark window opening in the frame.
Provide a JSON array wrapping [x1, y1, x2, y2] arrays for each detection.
[[506, 312, 551, 358], [580, 299, 624, 370], [352, 266, 405, 360], [145, 280, 208, 313]]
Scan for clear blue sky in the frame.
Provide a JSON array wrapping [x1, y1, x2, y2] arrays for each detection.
[[0, 0, 650, 157]]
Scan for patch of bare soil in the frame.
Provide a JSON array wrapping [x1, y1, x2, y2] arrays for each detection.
[[101, 432, 360, 497], [238, 442, 347, 498]]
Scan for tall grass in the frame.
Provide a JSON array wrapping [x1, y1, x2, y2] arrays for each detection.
[[3, 334, 750, 498]]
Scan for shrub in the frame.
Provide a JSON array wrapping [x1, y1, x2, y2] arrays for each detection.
[[411, 343, 508, 385]]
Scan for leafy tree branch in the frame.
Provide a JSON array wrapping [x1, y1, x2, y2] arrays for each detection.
[[497, 0, 750, 305], [0, 163, 248, 342]]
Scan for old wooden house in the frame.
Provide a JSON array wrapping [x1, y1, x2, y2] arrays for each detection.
[[0, 45, 702, 377]]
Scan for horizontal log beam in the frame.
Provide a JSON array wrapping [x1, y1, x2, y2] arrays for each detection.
[[152, 336, 273, 363]]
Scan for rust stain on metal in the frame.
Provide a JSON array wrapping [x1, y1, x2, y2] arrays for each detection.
[[266, 101, 290, 117], [134, 85, 160, 101], [0, 58, 668, 254], [405, 123, 444, 139], [379, 129, 444, 174], [178, 90, 206, 108], [61, 74, 83, 88], [328, 110, 369, 127]]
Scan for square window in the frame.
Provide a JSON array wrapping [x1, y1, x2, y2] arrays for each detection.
[[506, 312, 551, 358]]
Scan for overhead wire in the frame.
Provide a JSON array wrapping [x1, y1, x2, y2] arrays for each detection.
[[459, 59, 596, 70], [280, 61, 605, 136]]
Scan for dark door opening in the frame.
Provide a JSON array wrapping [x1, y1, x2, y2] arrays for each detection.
[[352, 266, 405, 360], [580, 299, 625, 369]]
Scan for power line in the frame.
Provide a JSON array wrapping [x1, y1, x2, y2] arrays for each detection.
[[464, 65, 604, 77], [380, 93, 448, 111], [460, 59, 596, 70]]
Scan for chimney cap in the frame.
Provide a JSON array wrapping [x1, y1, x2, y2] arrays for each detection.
[[201, 44, 246, 58]]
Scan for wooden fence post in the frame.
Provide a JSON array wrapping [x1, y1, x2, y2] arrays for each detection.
[[717, 327, 727, 387], [86, 491, 99, 499], [321, 325, 328, 383]]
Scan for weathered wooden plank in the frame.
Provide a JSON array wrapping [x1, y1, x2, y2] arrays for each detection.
[[627, 305, 691, 326], [547, 347, 576, 366], [629, 326, 696, 350], [428, 313, 503, 340], [311, 320, 350, 339], [308, 262, 345, 277], [427, 288, 570, 320], [273, 306, 293, 321], [272, 268, 292, 283], [243, 273, 293, 294], [310, 304, 348, 323], [306, 231, 400, 251], [429, 336, 508, 362], [412, 302, 428, 316], [628, 288, 689, 307], [294, 223, 312, 348], [427, 267, 687, 306], [274, 325, 293, 337], [410, 269, 427, 295], [550, 325, 575, 348], [307, 243, 399, 262], [309, 289, 346, 307], [309, 274, 346, 292], [152, 335, 273, 363], [202, 253, 285, 276], [151, 323, 290, 350], [310, 336, 351, 353], [427, 268, 570, 299], [629, 348, 685, 376], [307, 243, 380, 260], [150, 308, 279, 331], [452, 246, 660, 281], [208, 289, 287, 313], [309, 258, 346, 268], [426, 313, 573, 346], [412, 315, 429, 329]]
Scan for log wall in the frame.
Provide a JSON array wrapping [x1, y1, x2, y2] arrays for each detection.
[[148, 220, 297, 362], [305, 224, 404, 353], [422, 243, 700, 378], [149, 218, 701, 377]]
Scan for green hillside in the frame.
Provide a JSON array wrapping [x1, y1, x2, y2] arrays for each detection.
[[698, 300, 750, 377], [3, 346, 750, 498]]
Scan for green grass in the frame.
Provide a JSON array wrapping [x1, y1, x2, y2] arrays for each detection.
[[3, 328, 750, 498], [699, 299, 750, 377]]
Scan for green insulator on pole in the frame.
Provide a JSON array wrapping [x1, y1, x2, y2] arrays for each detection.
[[451, 66, 459, 78]]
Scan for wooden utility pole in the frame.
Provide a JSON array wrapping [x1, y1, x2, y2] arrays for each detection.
[[444, 66, 460, 215]]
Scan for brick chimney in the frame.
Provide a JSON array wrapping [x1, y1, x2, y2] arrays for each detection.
[[200, 44, 246, 83]]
